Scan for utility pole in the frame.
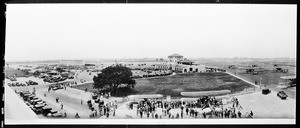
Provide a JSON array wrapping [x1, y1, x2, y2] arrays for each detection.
[[260, 77, 262, 85], [260, 77, 262, 89]]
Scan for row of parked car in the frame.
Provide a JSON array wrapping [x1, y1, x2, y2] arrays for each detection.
[[17, 90, 65, 118], [7, 80, 38, 87], [43, 76, 68, 83]]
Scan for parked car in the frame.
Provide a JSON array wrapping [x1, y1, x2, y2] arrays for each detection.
[[277, 91, 288, 100], [30, 98, 43, 105], [51, 85, 64, 91], [42, 106, 53, 116], [52, 112, 64, 118], [26, 80, 38, 85], [262, 88, 271, 95], [33, 103, 47, 114]]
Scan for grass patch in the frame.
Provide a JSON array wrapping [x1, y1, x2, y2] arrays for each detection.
[[134, 72, 252, 97], [73, 72, 253, 97], [5, 68, 28, 77]]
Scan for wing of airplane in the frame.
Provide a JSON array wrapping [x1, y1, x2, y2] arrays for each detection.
[[280, 76, 296, 87]]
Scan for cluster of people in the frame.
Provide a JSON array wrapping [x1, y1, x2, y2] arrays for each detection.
[[135, 99, 160, 119], [85, 98, 117, 118], [125, 95, 253, 119]]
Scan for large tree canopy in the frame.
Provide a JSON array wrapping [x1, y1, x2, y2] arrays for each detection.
[[93, 64, 136, 94]]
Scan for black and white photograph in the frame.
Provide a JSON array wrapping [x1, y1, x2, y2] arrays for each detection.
[[3, 1, 296, 125]]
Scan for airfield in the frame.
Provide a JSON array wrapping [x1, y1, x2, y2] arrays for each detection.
[[4, 58, 296, 120]]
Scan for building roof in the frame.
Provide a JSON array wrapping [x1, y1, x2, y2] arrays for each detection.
[[178, 60, 194, 63], [168, 53, 183, 57]]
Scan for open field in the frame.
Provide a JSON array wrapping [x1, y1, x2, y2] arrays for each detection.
[[134, 72, 253, 97], [74, 72, 254, 97], [191, 58, 296, 99]]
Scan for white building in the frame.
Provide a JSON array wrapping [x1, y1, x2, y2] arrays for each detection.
[[60, 59, 84, 66], [156, 53, 206, 73]]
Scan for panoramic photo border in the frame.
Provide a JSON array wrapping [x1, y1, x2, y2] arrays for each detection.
[[1, 0, 297, 126]]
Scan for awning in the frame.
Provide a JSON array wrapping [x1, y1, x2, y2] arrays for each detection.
[[180, 90, 231, 97], [127, 94, 163, 100]]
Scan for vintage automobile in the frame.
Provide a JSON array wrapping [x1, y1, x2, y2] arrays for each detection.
[[33, 103, 47, 114], [41, 106, 53, 116], [50, 110, 58, 114], [68, 75, 74, 79], [19, 90, 30, 96], [30, 98, 43, 105], [44, 78, 54, 83], [10, 77, 17, 81], [21, 93, 32, 101], [26, 80, 38, 85], [277, 91, 288, 100], [92, 93, 98, 100], [262, 87, 271, 95], [27, 95, 38, 101], [52, 112, 64, 118], [52, 85, 64, 91]]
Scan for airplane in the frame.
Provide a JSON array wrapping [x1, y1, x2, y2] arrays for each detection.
[[238, 65, 264, 75], [279, 76, 296, 88], [228, 65, 237, 69], [272, 64, 289, 73]]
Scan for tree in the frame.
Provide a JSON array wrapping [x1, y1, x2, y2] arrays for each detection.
[[56, 67, 65, 73], [93, 64, 136, 94], [33, 70, 41, 77]]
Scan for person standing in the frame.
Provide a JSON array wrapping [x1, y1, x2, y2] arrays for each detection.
[[181, 110, 183, 118], [61, 101, 64, 109], [185, 107, 189, 115], [56, 97, 59, 103], [64, 110, 67, 117], [195, 111, 198, 118], [250, 111, 253, 118], [203, 112, 206, 118], [33, 87, 36, 95], [75, 113, 80, 118], [114, 100, 118, 109], [106, 112, 109, 118], [237, 111, 241, 118], [147, 111, 150, 118], [104, 106, 107, 115], [151, 111, 154, 118], [140, 109, 143, 118], [113, 108, 116, 116]]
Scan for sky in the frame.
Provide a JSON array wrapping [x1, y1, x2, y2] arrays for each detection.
[[5, 4, 297, 61]]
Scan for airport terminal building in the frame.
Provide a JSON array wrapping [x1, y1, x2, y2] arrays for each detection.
[[156, 53, 206, 73]]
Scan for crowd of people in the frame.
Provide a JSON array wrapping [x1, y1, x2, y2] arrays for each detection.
[[125, 96, 253, 119]]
